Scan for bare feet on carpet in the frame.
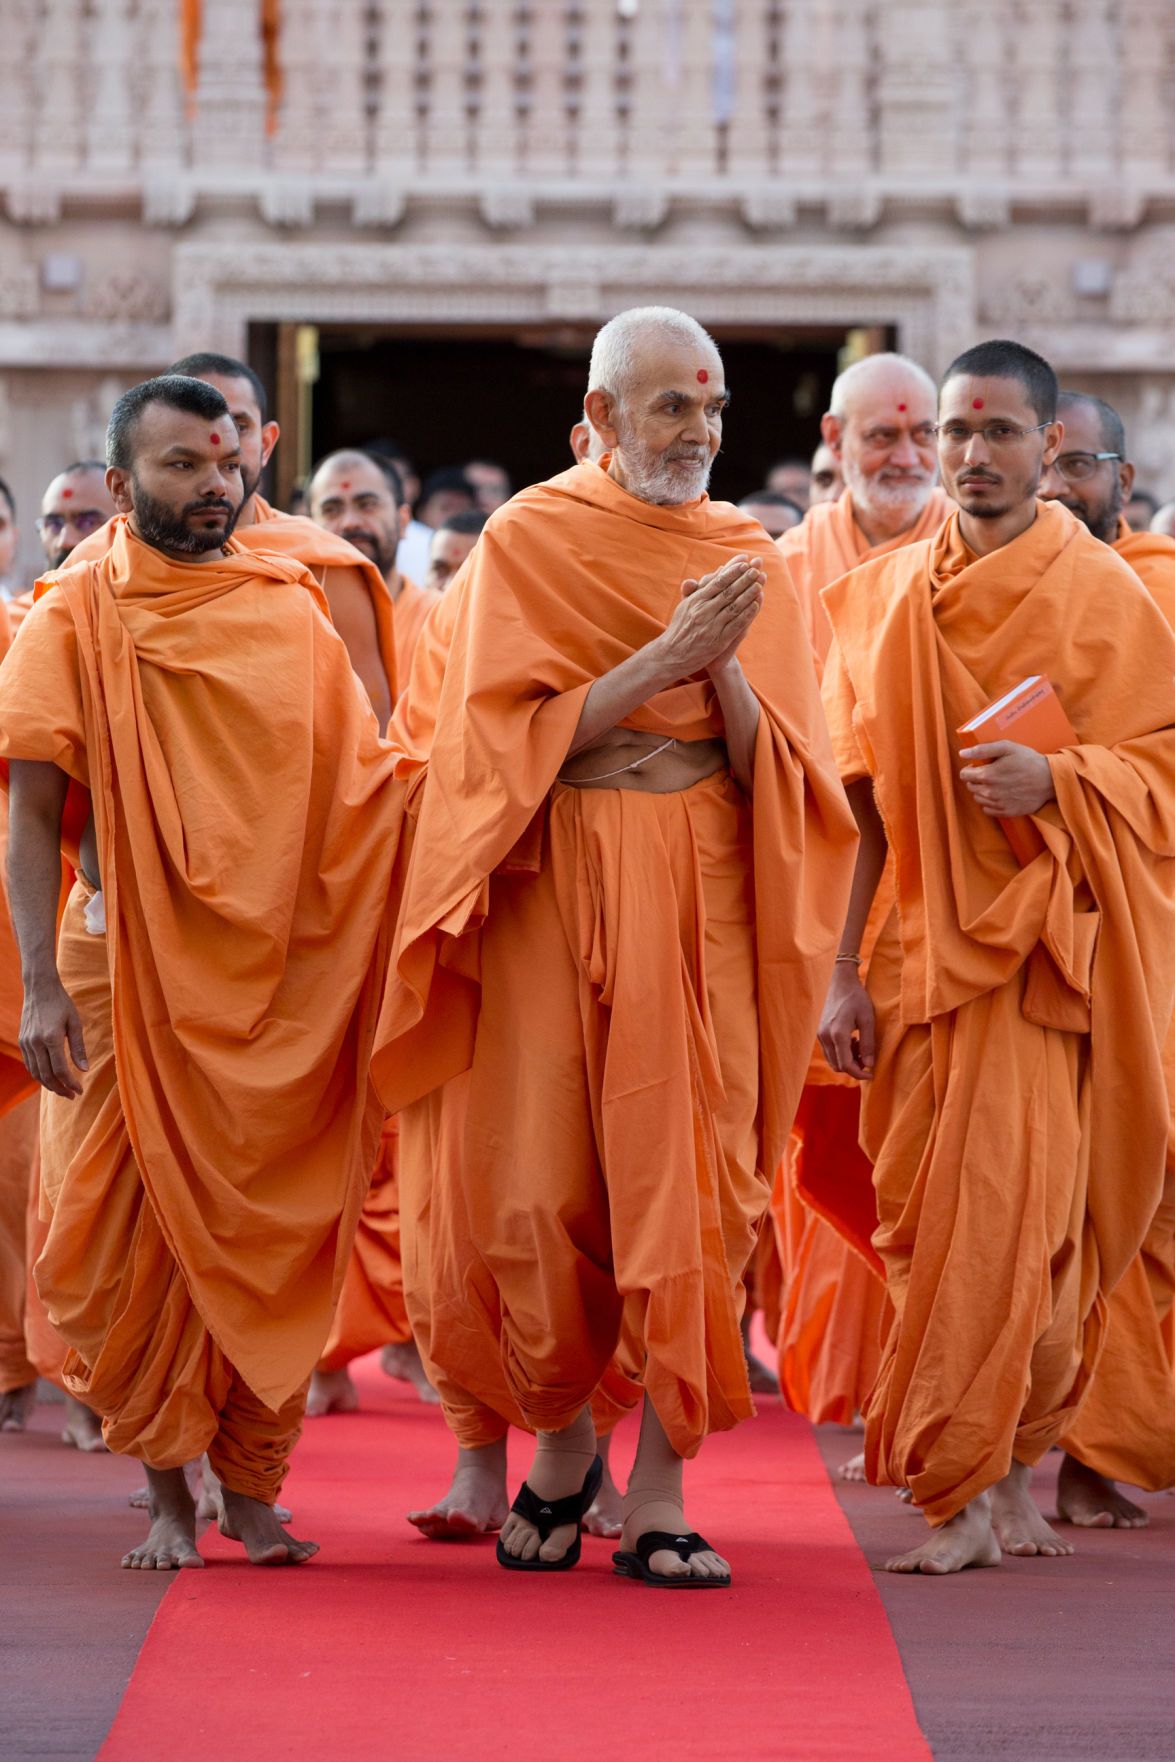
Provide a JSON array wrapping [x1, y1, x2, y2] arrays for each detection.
[[0, 1381, 37, 1431], [381, 1339, 441, 1404], [499, 1408, 597, 1565], [217, 1486, 317, 1564], [122, 1466, 204, 1571], [584, 1434, 623, 1539], [61, 1394, 107, 1452], [131, 1458, 202, 1512], [1056, 1452, 1150, 1529], [198, 1456, 292, 1526], [885, 1492, 1001, 1575], [990, 1459, 1073, 1558], [839, 1451, 867, 1482], [408, 1437, 510, 1539], [306, 1366, 360, 1416]]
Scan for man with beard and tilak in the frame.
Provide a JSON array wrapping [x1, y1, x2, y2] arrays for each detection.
[[0, 374, 404, 1571]]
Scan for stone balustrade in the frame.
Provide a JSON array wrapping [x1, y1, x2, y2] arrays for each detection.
[[0, 0, 1172, 225]]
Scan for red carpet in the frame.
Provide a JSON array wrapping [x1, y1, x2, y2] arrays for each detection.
[[98, 1362, 931, 1761]]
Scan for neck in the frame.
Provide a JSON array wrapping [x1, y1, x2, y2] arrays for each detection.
[[957, 499, 1038, 559], [235, 493, 259, 529], [386, 568, 403, 600]]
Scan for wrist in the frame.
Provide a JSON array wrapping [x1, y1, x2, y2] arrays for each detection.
[[644, 634, 680, 693], [22, 962, 62, 998]]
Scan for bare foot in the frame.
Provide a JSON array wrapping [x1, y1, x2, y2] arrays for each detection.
[[619, 1497, 731, 1583], [499, 1409, 597, 1565], [218, 1486, 317, 1564], [990, 1459, 1074, 1557], [61, 1395, 107, 1453], [408, 1438, 508, 1539], [885, 1492, 1001, 1574], [306, 1366, 359, 1417], [122, 1467, 204, 1571], [197, 1456, 292, 1526], [839, 1451, 867, 1483], [0, 1382, 37, 1432], [1056, 1453, 1150, 1530], [381, 1340, 441, 1404], [584, 1435, 623, 1539]]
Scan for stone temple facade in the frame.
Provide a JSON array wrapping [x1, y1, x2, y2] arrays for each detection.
[[2, 0, 1175, 576]]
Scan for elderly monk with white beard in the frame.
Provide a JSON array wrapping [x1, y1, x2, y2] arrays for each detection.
[[772, 355, 952, 1465], [371, 306, 857, 1586]]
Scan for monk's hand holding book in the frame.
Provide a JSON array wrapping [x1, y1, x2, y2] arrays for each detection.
[[958, 740, 1057, 817]]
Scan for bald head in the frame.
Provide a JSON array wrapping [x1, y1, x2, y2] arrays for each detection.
[[584, 306, 726, 506], [39, 461, 116, 569], [309, 449, 407, 577], [822, 353, 939, 539]]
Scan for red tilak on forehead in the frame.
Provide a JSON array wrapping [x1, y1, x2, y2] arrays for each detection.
[[897, 403, 907, 413], [696, 369, 709, 384], [972, 398, 985, 410], [340, 481, 351, 491], [62, 486, 73, 498], [209, 432, 221, 444]]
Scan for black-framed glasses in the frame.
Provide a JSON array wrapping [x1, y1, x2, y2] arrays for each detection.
[[1052, 450, 1123, 483], [934, 421, 1050, 448], [35, 511, 106, 537]]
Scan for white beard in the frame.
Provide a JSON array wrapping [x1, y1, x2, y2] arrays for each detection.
[[844, 459, 936, 530], [613, 428, 713, 506]]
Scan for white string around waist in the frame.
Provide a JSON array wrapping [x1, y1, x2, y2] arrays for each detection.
[[557, 736, 678, 784]]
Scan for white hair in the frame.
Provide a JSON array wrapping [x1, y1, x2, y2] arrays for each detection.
[[829, 352, 938, 420], [587, 306, 720, 403]]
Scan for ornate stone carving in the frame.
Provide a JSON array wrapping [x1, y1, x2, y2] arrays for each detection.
[[0, 263, 38, 320]]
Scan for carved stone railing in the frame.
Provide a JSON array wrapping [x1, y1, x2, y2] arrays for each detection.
[[0, 1, 1173, 226]]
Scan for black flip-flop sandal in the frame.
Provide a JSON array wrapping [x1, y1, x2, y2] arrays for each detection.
[[495, 1454, 604, 1573], [612, 1530, 731, 1588]]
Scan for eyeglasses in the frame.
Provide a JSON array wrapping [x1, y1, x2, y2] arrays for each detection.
[[934, 421, 1050, 448], [35, 510, 106, 537], [1050, 449, 1123, 483]]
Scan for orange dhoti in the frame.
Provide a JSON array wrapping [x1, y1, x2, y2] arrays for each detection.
[[316, 1117, 412, 1372], [0, 1097, 38, 1393]]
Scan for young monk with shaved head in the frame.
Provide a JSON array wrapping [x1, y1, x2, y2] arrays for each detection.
[[0, 375, 402, 1569], [373, 305, 857, 1584], [1038, 390, 1175, 1529], [819, 339, 1175, 1573], [773, 354, 952, 1472]]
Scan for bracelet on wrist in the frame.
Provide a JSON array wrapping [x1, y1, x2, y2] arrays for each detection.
[[835, 952, 862, 966]]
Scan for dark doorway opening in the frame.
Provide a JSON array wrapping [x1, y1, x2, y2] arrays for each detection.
[[254, 322, 884, 512]]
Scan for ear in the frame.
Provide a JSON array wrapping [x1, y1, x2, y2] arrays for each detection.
[[398, 502, 410, 539], [584, 388, 620, 451], [1041, 418, 1064, 467], [1118, 458, 1136, 504], [820, 411, 843, 457], [260, 421, 280, 470], [106, 466, 133, 516]]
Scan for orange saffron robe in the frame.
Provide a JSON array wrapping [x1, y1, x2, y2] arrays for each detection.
[[0, 520, 402, 1497], [1056, 519, 1175, 1490], [821, 500, 1175, 1524], [371, 459, 857, 1458]]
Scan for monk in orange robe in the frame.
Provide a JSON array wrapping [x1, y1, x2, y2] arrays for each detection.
[[775, 355, 952, 1459], [0, 593, 43, 1433], [0, 375, 402, 1569], [299, 446, 449, 1416], [820, 340, 1175, 1574], [373, 307, 857, 1583], [1036, 390, 1175, 1527]]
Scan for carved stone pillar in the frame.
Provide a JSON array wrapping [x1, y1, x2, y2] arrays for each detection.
[[1011, 1, 1063, 180], [726, 0, 780, 174], [372, 0, 421, 171], [958, 3, 1009, 178], [137, 0, 186, 174], [828, 0, 871, 178], [0, 1, 39, 172], [876, 1, 954, 177], [1119, 0, 1169, 174], [570, 0, 619, 178], [524, 2, 572, 177], [274, 0, 368, 173], [666, 0, 719, 180], [419, 1, 473, 175], [191, 0, 267, 171], [32, 0, 85, 172], [779, 0, 826, 176], [1066, 1, 1117, 180]]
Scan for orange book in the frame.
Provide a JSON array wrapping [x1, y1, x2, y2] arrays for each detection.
[[957, 676, 1077, 865]]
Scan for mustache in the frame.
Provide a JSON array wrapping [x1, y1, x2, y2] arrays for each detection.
[[183, 496, 235, 518], [957, 471, 1000, 484], [342, 526, 380, 548]]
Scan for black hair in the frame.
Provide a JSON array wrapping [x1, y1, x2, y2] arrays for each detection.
[[167, 352, 268, 423], [741, 489, 803, 511], [0, 475, 13, 520], [419, 466, 476, 503], [1128, 488, 1160, 516], [1057, 392, 1126, 460], [941, 338, 1058, 424], [363, 451, 406, 507], [437, 508, 489, 536], [106, 375, 230, 470]]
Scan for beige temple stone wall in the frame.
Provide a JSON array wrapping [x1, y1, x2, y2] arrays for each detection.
[[2, 0, 1175, 577]]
